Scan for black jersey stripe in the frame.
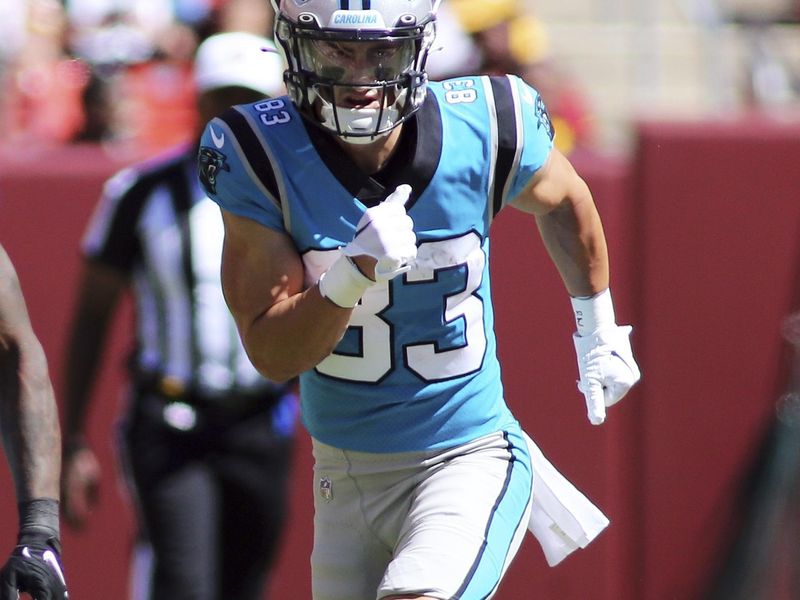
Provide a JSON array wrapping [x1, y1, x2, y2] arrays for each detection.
[[167, 156, 200, 381], [488, 76, 518, 219], [216, 107, 281, 204], [90, 156, 185, 272], [400, 91, 441, 212]]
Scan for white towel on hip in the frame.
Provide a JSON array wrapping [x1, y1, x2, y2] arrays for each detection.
[[523, 431, 610, 566]]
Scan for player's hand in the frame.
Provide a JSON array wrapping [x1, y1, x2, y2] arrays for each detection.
[[342, 184, 417, 282], [0, 529, 68, 600], [61, 445, 101, 529], [573, 325, 641, 425]]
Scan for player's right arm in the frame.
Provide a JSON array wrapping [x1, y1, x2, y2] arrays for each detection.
[[219, 210, 356, 382], [220, 182, 416, 382]]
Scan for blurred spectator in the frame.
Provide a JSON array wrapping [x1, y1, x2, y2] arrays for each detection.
[[218, 0, 275, 37], [724, 0, 800, 109], [61, 0, 278, 147], [59, 32, 296, 600], [62, 0, 204, 146], [424, 1, 481, 79], [0, 0, 32, 114], [0, 0, 87, 148], [1, 0, 278, 152], [446, 0, 595, 155]]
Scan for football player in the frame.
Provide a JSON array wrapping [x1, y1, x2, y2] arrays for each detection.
[[198, 0, 641, 598]]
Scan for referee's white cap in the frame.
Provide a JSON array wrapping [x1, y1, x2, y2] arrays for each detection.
[[193, 32, 285, 97]]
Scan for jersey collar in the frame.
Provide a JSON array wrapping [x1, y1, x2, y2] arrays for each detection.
[[301, 93, 442, 208]]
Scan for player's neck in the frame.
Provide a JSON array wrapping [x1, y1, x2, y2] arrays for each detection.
[[334, 126, 403, 174]]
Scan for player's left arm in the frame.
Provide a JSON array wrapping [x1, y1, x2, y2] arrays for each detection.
[[510, 148, 608, 298], [0, 244, 68, 599], [0, 244, 60, 502], [510, 148, 641, 425]]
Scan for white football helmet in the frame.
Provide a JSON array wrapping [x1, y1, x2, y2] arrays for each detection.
[[272, 0, 440, 144]]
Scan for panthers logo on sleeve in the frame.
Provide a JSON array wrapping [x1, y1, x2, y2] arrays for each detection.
[[535, 95, 555, 142], [198, 147, 230, 195]]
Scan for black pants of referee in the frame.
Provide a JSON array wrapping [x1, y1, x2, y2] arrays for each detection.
[[119, 391, 294, 600]]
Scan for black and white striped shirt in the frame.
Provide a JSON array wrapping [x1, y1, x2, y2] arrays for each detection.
[[82, 143, 282, 400]]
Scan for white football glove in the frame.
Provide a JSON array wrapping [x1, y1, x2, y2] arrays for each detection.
[[573, 325, 641, 425], [341, 184, 417, 282]]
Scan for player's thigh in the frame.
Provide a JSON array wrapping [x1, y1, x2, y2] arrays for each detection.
[[311, 441, 395, 600], [379, 429, 532, 600]]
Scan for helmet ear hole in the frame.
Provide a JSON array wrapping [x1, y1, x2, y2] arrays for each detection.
[[298, 13, 316, 25], [398, 14, 417, 26]]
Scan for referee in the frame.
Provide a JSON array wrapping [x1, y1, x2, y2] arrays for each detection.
[[60, 32, 296, 600]]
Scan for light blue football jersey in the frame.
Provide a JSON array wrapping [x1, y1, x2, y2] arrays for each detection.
[[199, 75, 554, 452]]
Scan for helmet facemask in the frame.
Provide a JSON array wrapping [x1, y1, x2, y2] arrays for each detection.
[[275, 5, 437, 144]]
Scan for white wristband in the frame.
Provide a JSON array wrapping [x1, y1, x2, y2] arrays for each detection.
[[318, 254, 374, 308], [570, 288, 616, 336]]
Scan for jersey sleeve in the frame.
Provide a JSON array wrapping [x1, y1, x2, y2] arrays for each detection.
[[499, 75, 555, 207], [198, 112, 286, 233]]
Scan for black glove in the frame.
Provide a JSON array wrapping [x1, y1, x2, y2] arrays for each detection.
[[1, 502, 68, 600]]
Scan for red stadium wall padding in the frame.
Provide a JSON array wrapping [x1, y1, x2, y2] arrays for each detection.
[[632, 118, 800, 600]]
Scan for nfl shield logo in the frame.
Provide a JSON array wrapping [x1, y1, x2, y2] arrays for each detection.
[[319, 476, 333, 502]]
